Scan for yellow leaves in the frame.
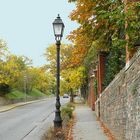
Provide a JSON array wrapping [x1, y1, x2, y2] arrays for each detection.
[[44, 43, 74, 71], [68, 0, 94, 64], [67, 27, 92, 67], [24, 67, 50, 93], [0, 39, 8, 60], [69, 0, 95, 23], [0, 39, 7, 50], [44, 44, 56, 62], [44, 41, 87, 93], [69, 46, 87, 67], [61, 66, 86, 90], [0, 54, 32, 89], [0, 38, 52, 93], [0, 74, 9, 85]]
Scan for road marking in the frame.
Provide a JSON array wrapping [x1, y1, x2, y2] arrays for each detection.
[[21, 125, 37, 140], [20, 110, 55, 140]]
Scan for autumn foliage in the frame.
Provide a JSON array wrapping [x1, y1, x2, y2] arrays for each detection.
[[67, 0, 140, 88]]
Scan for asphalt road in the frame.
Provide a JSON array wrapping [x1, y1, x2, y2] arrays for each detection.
[[0, 97, 69, 140]]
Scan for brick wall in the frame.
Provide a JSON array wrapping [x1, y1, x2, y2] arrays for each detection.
[[97, 52, 106, 95], [87, 77, 96, 110], [95, 49, 140, 140]]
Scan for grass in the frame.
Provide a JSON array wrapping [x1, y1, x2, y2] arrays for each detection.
[[5, 90, 25, 99], [29, 89, 46, 97], [5, 89, 46, 99]]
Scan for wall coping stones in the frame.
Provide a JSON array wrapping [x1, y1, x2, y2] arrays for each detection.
[[125, 48, 140, 71]]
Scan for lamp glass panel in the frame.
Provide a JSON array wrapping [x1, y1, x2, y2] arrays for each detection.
[[54, 24, 63, 36]]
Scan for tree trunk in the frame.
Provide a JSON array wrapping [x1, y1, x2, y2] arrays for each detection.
[[70, 88, 74, 103]]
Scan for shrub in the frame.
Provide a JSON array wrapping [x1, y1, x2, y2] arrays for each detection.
[[0, 83, 10, 95], [66, 102, 75, 110], [61, 103, 75, 119]]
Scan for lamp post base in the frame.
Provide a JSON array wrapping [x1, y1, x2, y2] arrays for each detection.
[[54, 109, 62, 128], [54, 120, 62, 128]]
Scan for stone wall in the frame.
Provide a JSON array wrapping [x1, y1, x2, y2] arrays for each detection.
[[95, 49, 140, 140], [0, 97, 11, 106]]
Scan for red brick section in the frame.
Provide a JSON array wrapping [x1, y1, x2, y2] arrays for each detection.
[[89, 76, 96, 110], [94, 69, 97, 98], [87, 72, 90, 107], [87, 69, 97, 111], [87, 82, 92, 107], [88, 52, 107, 110], [97, 52, 107, 95], [87, 74, 93, 109], [97, 64, 99, 95]]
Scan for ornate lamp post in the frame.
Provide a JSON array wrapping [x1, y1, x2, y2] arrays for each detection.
[[52, 14, 65, 128]]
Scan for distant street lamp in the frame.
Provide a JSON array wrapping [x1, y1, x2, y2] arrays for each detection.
[[52, 14, 65, 128]]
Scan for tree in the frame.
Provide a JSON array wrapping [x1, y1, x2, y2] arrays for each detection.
[[0, 55, 32, 90], [44, 43, 86, 102], [44, 43, 73, 72], [67, 0, 94, 67], [67, 0, 140, 89], [0, 39, 8, 59], [0, 38, 54, 96], [61, 66, 86, 102], [20, 66, 51, 94]]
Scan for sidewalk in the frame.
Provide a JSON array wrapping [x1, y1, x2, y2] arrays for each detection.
[[73, 105, 108, 140]]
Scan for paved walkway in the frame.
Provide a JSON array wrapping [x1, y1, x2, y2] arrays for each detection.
[[73, 105, 108, 140]]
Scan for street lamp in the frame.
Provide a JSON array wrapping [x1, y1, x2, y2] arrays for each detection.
[[53, 14, 65, 128]]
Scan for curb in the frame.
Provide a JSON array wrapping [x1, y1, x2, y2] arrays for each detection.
[[0, 98, 50, 113]]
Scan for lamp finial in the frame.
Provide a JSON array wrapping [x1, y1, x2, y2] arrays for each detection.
[[57, 14, 60, 18]]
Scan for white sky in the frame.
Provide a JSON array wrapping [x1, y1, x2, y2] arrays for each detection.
[[0, 0, 78, 66]]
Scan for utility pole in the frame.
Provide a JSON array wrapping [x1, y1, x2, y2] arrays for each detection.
[[24, 75, 27, 102]]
